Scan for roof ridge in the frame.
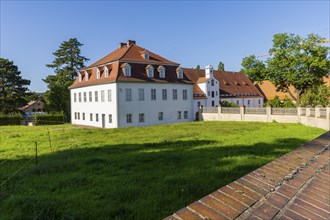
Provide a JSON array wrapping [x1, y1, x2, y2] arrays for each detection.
[[117, 44, 134, 61]]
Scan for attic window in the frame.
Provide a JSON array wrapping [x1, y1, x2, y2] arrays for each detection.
[[78, 73, 82, 82], [176, 67, 183, 79], [146, 65, 154, 78], [96, 68, 101, 79], [104, 66, 109, 78], [85, 71, 89, 81], [122, 63, 131, 77], [158, 66, 166, 78]]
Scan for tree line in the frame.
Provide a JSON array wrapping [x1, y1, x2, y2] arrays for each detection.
[[1, 33, 329, 120]]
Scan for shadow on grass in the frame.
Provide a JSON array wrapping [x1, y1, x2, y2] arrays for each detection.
[[0, 138, 307, 220]]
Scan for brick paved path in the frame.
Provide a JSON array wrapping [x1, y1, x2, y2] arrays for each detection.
[[165, 132, 330, 220]]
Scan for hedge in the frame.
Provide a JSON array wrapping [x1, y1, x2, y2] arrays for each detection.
[[33, 112, 65, 125], [0, 113, 23, 125]]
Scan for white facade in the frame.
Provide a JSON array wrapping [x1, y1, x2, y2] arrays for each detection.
[[221, 97, 263, 107], [71, 82, 193, 128]]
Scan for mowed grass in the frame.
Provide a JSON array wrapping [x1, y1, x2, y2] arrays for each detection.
[[0, 121, 324, 219]]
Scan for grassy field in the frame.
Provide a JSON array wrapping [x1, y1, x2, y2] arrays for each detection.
[[0, 121, 324, 219]]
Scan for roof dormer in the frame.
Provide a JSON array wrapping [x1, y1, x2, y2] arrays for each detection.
[[84, 71, 89, 81], [104, 65, 109, 78], [158, 66, 166, 78], [146, 64, 154, 78], [176, 67, 183, 79], [96, 68, 101, 79], [78, 72, 82, 82], [121, 63, 131, 77], [141, 50, 149, 60]]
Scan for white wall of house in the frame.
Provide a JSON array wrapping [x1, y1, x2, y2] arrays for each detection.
[[70, 83, 118, 128], [221, 97, 263, 107], [117, 82, 193, 128]]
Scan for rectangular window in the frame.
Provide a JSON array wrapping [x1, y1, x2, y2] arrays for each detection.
[[77, 112, 80, 120], [108, 90, 112, 102], [84, 92, 87, 102], [208, 91, 210, 96], [74, 93, 77, 102], [139, 88, 144, 101], [177, 111, 182, 119], [216, 91, 218, 96], [101, 90, 105, 102], [82, 113, 85, 120], [173, 89, 177, 100], [126, 114, 132, 123], [184, 111, 188, 119], [95, 91, 98, 102], [212, 101, 215, 107], [158, 112, 163, 121], [89, 91, 92, 102], [109, 114, 112, 123], [247, 100, 250, 106], [125, 89, 132, 101], [162, 89, 167, 100], [74, 112, 77, 119], [96, 113, 99, 122], [139, 113, 144, 122], [151, 89, 156, 100], [236, 100, 239, 105], [183, 89, 187, 100], [79, 92, 81, 102], [90, 113, 93, 121], [211, 79, 214, 86], [211, 91, 214, 98]]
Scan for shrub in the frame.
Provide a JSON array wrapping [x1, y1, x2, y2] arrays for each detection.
[[220, 100, 239, 107], [34, 112, 65, 125], [0, 113, 23, 125]]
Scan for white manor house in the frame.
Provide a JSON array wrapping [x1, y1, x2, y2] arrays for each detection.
[[70, 40, 264, 128]]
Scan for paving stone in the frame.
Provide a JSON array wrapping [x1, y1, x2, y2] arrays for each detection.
[[266, 192, 290, 209], [201, 195, 240, 219], [282, 209, 308, 220], [277, 184, 299, 198], [235, 178, 268, 196], [219, 186, 256, 207], [228, 181, 262, 201], [297, 194, 330, 213], [289, 203, 327, 220], [293, 198, 329, 219], [210, 190, 248, 213], [174, 207, 203, 220], [251, 203, 279, 220], [188, 201, 228, 220]]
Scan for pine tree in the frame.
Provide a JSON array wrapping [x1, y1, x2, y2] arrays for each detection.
[[218, 61, 225, 71], [196, 65, 200, 70]]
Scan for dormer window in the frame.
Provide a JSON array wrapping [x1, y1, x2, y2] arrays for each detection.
[[104, 66, 109, 78], [96, 68, 101, 79], [78, 73, 82, 82], [85, 71, 89, 81], [146, 65, 154, 78], [158, 66, 166, 78], [122, 63, 131, 77], [141, 50, 149, 60], [176, 67, 183, 79]]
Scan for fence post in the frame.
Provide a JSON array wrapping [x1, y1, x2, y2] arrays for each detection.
[[315, 105, 322, 118], [218, 106, 222, 121], [326, 105, 330, 130], [306, 106, 311, 117], [297, 106, 301, 123], [240, 106, 245, 122], [266, 106, 272, 122]]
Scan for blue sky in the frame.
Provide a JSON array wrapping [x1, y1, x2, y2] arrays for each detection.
[[1, 1, 329, 92]]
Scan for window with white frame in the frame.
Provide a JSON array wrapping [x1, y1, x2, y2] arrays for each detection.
[[162, 89, 167, 100], [173, 89, 177, 100], [74, 93, 77, 102], [125, 89, 132, 101], [183, 89, 187, 100], [96, 113, 99, 122], [89, 91, 92, 102], [247, 100, 250, 106], [139, 88, 144, 101], [139, 113, 144, 122], [85, 72, 89, 81], [104, 66, 109, 78], [83, 92, 87, 102], [109, 114, 112, 123], [95, 91, 98, 102], [123, 64, 131, 77], [151, 89, 156, 100], [158, 112, 163, 121], [184, 111, 188, 119], [96, 68, 101, 79], [77, 112, 80, 120], [78, 73, 82, 82], [82, 113, 85, 120], [108, 90, 112, 102], [177, 111, 182, 119], [176, 67, 183, 79], [146, 65, 154, 78], [158, 66, 165, 78], [101, 90, 105, 102], [126, 114, 132, 123], [90, 113, 93, 121], [79, 92, 81, 102], [211, 79, 214, 86], [236, 100, 239, 105], [74, 112, 77, 119]]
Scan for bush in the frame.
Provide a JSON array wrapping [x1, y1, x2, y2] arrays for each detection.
[[34, 112, 65, 125], [298, 85, 330, 107], [0, 113, 23, 125], [220, 100, 239, 107], [266, 96, 296, 108]]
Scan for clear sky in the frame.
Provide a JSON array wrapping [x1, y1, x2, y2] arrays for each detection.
[[1, 0, 329, 93]]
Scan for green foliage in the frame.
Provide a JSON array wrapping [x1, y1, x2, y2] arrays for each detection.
[[298, 85, 330, 107], [34, 112, 65, 125], [43, 38, 89, 118], [220, 100, 239, 107], [195, 64, 200, 70], [0, 58, 31, 113], [0, 112, 23, 125], [241, 33, 330, 100], [266, 96, 296, 108], [218, 61, 225, 71], [0, 122, 324, 219]]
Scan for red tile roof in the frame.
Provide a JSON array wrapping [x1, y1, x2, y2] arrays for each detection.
[[183, 68, 264, 98]]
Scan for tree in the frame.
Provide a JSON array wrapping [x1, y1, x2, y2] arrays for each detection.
[[218, 61, 225, 71], [196, 65, 200, 70], [43, 38, 89, 117], [241, 33, 330, 101], [298, 85, 330, 107], [0, 58, 30, 113]]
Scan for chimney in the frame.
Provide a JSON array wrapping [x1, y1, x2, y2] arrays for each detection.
[[205, 65, 214, 79], [127, 40, 136, 46], [118, 42, 127, 49]]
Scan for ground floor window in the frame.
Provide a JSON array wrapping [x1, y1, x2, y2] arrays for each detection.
[[184, 111, 188, 119], [74, 112, 77, 119], [177, 111, 182, 119], [82, 113, 85, 120], [77, 112, 80, 120], [109, 114, 112, 123], [158, 112, 163, 121], [96, 113, 99, 122], [139, 113, 144, 122], [90, 113, 93, 121], [126, 114, 132, 123]]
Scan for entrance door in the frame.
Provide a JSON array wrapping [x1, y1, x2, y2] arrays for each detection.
[[102, 114, 105, 128]]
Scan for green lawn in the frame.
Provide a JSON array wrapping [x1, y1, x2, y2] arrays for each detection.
[[0, 122, 324, 219]]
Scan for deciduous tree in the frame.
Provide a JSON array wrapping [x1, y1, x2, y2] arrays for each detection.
[[217, 61, 225, 71]]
